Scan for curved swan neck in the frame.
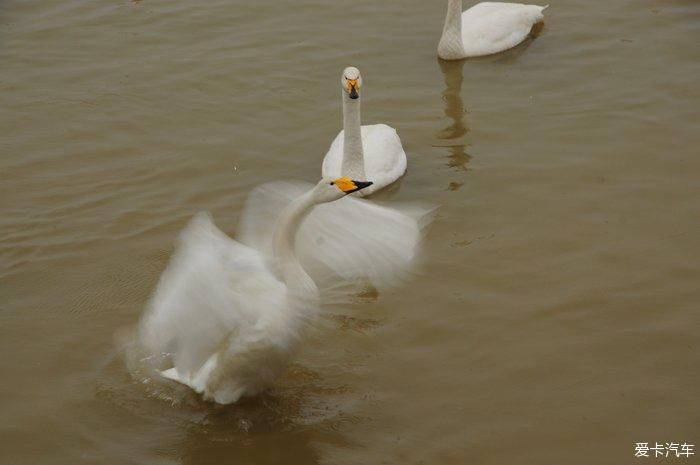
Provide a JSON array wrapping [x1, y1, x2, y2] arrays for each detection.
[[438, 0, 466, 59], [271, 190, 317, 292], [341, 92, 366, 179]]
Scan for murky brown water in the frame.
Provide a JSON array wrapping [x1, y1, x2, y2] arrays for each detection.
[[1, 0, 699, 463]]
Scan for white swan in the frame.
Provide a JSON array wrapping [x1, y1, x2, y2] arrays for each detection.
[[321, 67, 407, 196], [138, 177, 374, 404], [437, 1, 547, 60]]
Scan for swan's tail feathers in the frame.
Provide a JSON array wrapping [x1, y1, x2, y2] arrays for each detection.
[[541, 4, 549, 11], [159, 353, 219, 395], [160, 367, 185, 384], [159, 366, 208, 395]]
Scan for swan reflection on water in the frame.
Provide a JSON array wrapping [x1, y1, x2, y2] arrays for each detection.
[[436, 58, 472, 172]]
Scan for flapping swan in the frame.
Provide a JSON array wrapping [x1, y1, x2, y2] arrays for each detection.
[[321, 67, 407, 196], [239, 181, 435, 294], [138, 177, 373, 404], [437, 1, 547, 60]]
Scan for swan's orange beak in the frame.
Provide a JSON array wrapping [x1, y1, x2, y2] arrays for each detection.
[[333, 177, 372, 194], [346, 79, 359, 99]]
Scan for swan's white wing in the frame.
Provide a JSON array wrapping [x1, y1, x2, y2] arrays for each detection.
[[461, 2, 546, 57], [300, 197, 432, 292], [238, 181, 435, 296], [361, 124, 407, 190], [139, 212, 285, 379], [321, 124, 407, 194]]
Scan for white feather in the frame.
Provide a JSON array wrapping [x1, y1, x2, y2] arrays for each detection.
[[438, 1, 547, 60], [139, 212, 294, 404], [322, 124, 407, 196], [238, 180, 435, 296]]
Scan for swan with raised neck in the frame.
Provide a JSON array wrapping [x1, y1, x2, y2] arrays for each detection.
[[321, 67, 407, 195]]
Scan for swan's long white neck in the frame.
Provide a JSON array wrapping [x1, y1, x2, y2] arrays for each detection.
[[341, 92, 366, 180], [271, 190, 318, 297], [438, 0, 466, 59]]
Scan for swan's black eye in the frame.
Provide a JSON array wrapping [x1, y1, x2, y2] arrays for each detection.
[[330, 181, 335, 185]]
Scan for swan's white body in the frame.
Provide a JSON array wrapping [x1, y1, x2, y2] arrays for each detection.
[[438, 1, 547, 60], [138, 178, 432, 404], [322, 67, 407, 196]]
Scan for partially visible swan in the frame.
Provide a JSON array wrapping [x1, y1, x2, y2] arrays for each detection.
[[138, 177, 373, 404], [321, 67, 407, 196], [437, 1, 547, 60]]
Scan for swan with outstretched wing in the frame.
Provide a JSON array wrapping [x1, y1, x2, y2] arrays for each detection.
[[138, 177, 373, 404]]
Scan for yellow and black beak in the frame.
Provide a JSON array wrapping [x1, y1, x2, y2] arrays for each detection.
[[333, 177, 373, 194], [346, 79, 359, 99]]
